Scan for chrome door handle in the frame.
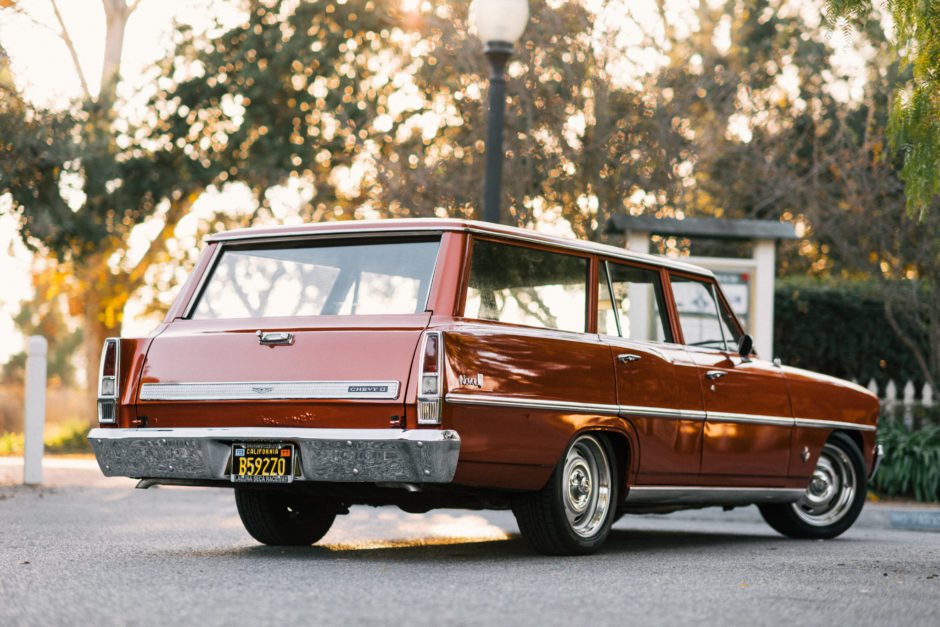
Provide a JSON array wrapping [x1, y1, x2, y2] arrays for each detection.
[[257, 331, 294, 346], [617, 354, 642, 364], [705, 370, 727, 381]]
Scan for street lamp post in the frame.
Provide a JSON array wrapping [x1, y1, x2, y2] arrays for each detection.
[[471, 0, 529, 224]]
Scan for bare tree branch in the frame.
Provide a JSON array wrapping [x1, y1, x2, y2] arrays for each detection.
[[884, 299, 937, 394], [49, 0, 91, 99]]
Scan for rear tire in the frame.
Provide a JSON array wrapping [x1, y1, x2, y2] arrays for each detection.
[[512, 434, 618, 555], [759, 432, 866, 539], [235, 488, 337, 546]]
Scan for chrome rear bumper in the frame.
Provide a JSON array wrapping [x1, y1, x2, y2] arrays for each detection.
[[88, 427, 460, 484]]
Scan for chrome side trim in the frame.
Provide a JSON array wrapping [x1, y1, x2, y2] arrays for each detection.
[[448, 394, 709, 421], [618, 405, 687, 420], [445, 394, 876, 433], [624, 486, 805, 506], [88, 427, 460, 484], [139, 381, 400, 401], [794, 417, 877, 432], [706, 411, 794, 427], [445, 393, 620, 416]]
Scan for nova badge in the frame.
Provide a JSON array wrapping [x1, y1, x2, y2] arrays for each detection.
[[458, 374, 484, 389], [252, 386, 274, 394]]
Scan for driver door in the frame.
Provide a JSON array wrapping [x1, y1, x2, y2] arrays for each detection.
[[669, 274, 793, 487]]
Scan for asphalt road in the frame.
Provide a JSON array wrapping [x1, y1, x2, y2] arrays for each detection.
[[1, 462, 938, 627]]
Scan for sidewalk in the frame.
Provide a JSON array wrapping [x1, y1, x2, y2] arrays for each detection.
[[0, 455, 135, 488], [661, 494, 940, 533], [2, 455, 938, 532]]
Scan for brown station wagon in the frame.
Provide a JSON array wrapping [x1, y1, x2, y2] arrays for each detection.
[[89, 219, 882, 555]]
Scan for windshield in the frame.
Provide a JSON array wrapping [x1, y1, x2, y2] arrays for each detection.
[[191, 237, 441, 319]]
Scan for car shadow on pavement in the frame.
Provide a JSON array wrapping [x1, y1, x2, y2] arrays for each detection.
[[165, 526, 811, 563]]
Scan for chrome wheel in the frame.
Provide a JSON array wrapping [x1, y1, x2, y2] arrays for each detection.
[[562, 435, 612, 538], [759, 432, 867, 540], [791, 441, 857, 527], [511, 432, 619, 555]]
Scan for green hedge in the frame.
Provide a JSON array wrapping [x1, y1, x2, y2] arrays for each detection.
[[874, 419, 940, 502], [773, 279, 928, 394]]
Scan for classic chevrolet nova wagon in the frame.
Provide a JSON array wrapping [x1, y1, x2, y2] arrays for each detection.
[[89, 219, 882, 555]]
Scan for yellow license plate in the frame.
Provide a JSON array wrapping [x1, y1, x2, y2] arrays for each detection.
[[231, 443, 294, 483]]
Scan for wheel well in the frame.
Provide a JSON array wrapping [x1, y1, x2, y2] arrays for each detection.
[[833, 429, 863, 454], [598, 431, 630, 499]]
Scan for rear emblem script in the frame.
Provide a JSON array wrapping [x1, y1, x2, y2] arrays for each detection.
[[459, 374, 484, 388], [348, 385, 389, 393], [252, 386, 274, 394]]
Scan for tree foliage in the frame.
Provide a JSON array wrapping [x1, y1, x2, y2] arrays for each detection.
[[144, 0, 404, 223], [825, 0, 940, 214], [0, 1, 192, 401]]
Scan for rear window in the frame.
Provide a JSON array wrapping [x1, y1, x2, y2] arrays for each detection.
[[191, 237, 440, 319]]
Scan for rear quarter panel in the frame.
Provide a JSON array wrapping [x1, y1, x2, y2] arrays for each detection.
[[441, 322, 624, 490]]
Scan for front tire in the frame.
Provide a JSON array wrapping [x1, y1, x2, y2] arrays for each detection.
[[235, 488, 337, 546], [512, 434, 618, 555], [759, 432, 867, 539]]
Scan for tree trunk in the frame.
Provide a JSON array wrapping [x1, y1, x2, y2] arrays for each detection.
[[80, 266, 123, 422], [99, 0, 134, 102]]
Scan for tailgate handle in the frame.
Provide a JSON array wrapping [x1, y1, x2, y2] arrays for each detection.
[[257, 331, 294, 346]]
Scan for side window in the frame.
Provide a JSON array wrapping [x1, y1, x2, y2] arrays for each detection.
[[598, 261, 672, 343], [670, 275, 740, 351], [465, 240, 588, 333]]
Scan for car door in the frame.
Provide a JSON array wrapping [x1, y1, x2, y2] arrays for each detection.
[[600, 261, 703, 484], [669, 273, 793, 487]]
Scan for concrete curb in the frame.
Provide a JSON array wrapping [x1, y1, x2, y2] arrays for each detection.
[[651, 500, 940, 533]]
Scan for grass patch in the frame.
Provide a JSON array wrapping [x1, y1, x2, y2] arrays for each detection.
[[0, 431, 24, 456], [0, 419, 93, 456]]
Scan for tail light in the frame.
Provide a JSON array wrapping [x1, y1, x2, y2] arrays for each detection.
[[417, 331, 442, 425], [97, 338, 120, 424]]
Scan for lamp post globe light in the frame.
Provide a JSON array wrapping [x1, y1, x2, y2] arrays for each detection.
[[470, 0, 529, 224]]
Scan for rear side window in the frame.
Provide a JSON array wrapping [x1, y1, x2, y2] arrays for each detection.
[[191, 238, 440, 319], [598, 261, 672, 342], [464, 240, 588, 333]]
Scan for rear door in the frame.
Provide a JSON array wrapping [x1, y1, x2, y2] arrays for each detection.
[[599, 260, 703, 484], [136, 236, 441, 429]]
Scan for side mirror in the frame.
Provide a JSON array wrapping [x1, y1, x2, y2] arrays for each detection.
[[737, 334, 753, 361]]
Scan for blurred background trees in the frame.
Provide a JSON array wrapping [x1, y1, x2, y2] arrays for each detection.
[[0, 0, 937, 422]]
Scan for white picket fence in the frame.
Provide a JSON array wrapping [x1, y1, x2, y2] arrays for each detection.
[[858, 378, 937, 428]]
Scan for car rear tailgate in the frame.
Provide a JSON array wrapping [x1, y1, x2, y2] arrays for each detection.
[[134, 314, 431, 429]]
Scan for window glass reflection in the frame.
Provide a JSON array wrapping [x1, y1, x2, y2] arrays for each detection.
[[465, 240, 588, 333], [192, 239, 440, 319]]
